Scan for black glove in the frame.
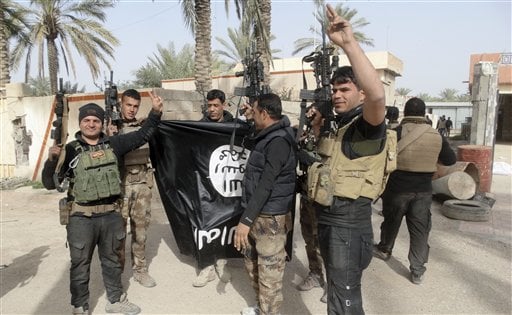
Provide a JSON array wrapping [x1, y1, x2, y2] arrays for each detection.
[[297, 149, 318, 167]]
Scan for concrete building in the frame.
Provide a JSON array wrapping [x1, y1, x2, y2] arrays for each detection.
[[425, 102, 472, 132]]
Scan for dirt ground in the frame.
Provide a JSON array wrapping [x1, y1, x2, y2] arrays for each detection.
[[1, 144, 511, 315]]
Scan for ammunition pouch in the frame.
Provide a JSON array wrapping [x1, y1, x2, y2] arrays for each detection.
[[71, 143, 121, 203], [307, 162, 333, 206], [317, 136, 336, 157], [59, 197, 71, 225], [124, 165, 154, 188]]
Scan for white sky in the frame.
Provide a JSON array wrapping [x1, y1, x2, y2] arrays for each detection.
[[10, 0, 512, 96]]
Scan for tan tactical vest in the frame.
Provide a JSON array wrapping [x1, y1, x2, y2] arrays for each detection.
[[397, 122, 441, 172], [120, 120, 150, 166], [119, 120, 153, 186], [307, 117, 397, 205]]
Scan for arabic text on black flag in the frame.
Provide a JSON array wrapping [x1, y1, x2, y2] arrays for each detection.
[[150, 121, 251, 268]]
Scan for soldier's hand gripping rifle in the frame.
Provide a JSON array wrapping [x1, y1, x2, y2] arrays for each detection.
[[234, 43, 270, 109], [104, 71, 122, 132], [297, 23, 339, 141], [51, 78, 69, 192]]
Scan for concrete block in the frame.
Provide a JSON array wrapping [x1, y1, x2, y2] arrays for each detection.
[[5, 83, 32, 98]]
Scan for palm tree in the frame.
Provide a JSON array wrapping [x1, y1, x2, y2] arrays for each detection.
[[234, 0, 272, 85], [133, 41, 229, 88], [180, 0, 271, 91], [62, 80, 85, 94], [133, 42, 195, 88], [193, 0, 212, 93], [292, 0, 374, 56], [10, 0, 119, 94], [0, 0, 30, 93], [438, 88, 459, 101], [28, 76, 51, 96], [416, 92, 434, 102], [214, 25, 280, 69], [396, 87, 412, 105], [396, 87, 412, 97]]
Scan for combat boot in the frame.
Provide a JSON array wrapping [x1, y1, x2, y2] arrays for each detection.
[[105, 293, 141, 315], [193, 265, 216, 287], [411, 272, 424, 285], [320, 288, 327, 303], [72, 306, 88, 315], [215, 259, 231, 283], [297, 272, 325, 291], [133, 270, 156, 288], [372, 245, 391, 261]]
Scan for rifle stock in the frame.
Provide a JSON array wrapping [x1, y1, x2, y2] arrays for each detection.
[[51, 78, 69, 192]]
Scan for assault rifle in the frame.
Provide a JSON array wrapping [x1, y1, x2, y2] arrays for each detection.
[[51, 78, 69, 192], [297, 24, 339, 140], [51, 78, 66, 146], [234, 43, 270, 106], [104, 71, 122, 130]]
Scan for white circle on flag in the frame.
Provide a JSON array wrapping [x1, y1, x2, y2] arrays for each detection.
[[209, 145, 250, 197]]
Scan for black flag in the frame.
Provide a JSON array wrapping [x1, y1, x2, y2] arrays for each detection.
[[150, 120, 294, 269], [150, 121, 251, 268]]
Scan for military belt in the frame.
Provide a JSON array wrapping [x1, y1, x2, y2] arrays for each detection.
[[71, 202, 119, 217]]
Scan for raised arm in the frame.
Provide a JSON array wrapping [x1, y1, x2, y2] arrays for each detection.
[[326, 4, 385, 126]]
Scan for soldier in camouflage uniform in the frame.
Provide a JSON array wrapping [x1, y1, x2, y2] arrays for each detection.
[[234, 94, 296, 315], [297, 105, 326, 302], [114, 89, 157, 288]]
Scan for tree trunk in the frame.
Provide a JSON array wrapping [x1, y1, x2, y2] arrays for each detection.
[[257, 0, 271, 86], [0, 11, 10, 96], [47, 38, 58, 94], [194, 0, 212, 95]]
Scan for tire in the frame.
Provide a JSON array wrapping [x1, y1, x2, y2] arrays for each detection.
[[440, 199, 491, 222]]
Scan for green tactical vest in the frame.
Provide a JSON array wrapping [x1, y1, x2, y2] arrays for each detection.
[[71, 142, 121, 203]]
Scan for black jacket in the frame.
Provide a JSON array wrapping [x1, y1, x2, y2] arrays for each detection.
[[240, 116, 296, 226], [42, 110, 161, 205]]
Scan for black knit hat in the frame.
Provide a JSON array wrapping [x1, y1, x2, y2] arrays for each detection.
[[78, 103, 105, 123]]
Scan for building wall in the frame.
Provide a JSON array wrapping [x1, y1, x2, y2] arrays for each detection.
[[425, 102, 473, 132], [498, 94, 512, 141], [469, 53, 512, 93]]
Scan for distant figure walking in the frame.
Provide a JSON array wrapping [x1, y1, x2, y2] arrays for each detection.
[[437, 115, 447, 137], [445, 117, 453, 137]]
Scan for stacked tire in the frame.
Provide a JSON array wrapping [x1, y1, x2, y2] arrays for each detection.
[[440, 200, 491, 222]]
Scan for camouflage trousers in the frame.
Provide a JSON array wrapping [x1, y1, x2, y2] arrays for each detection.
[[119, 181, 152, 272], [243, 212, 291, 315], [299, 195, 324, 277]]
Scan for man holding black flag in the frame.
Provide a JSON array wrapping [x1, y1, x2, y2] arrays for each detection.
[[193, 88, 233, 287], [116, 89, 157, 288], [234, 93, 296, 315]]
